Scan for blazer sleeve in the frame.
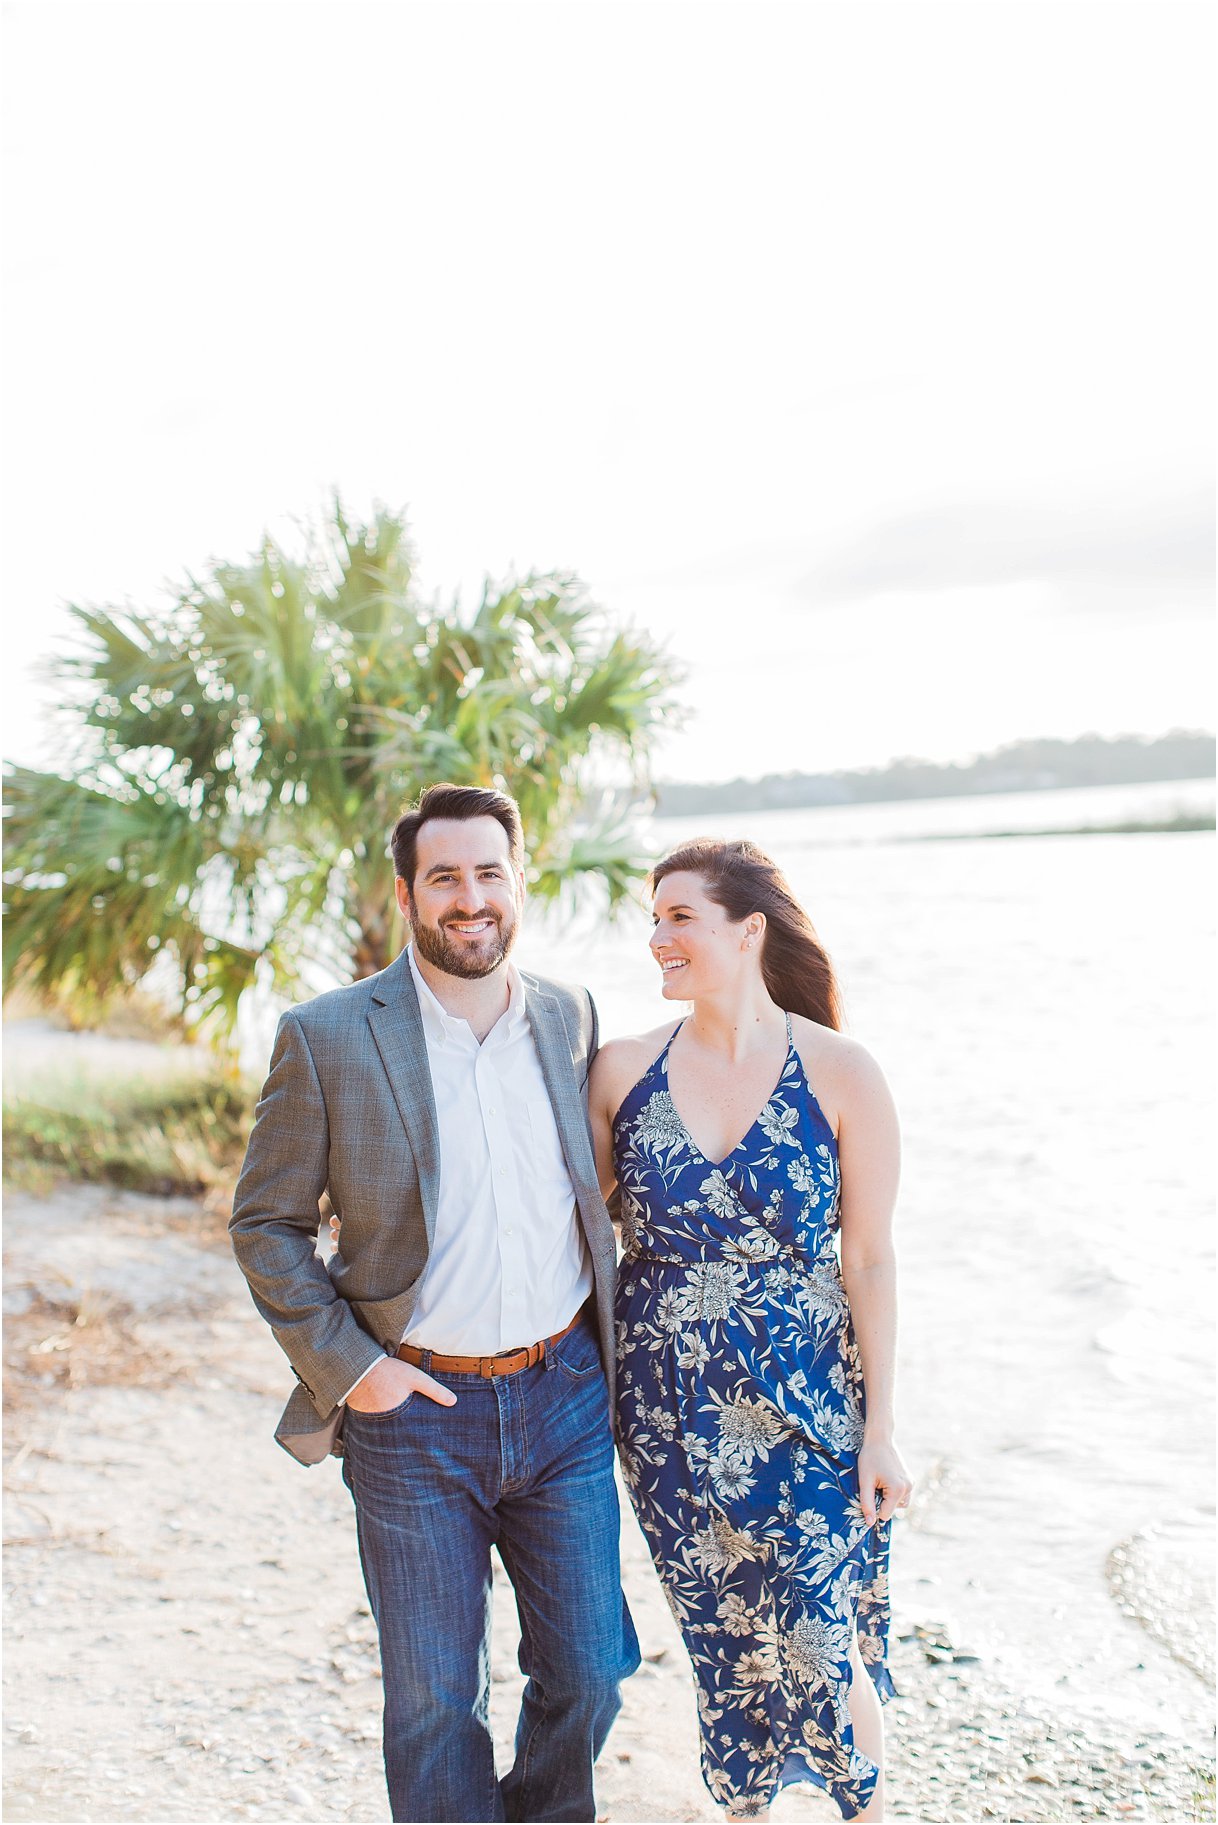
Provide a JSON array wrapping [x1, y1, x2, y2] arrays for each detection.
[[228, 1010, 387, 1414], [586, 989, 600, 1077]]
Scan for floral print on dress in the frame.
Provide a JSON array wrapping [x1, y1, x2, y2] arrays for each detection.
[[613, 1016, 893, 1821]]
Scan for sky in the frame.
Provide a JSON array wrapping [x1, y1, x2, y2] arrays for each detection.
[[2, 0, 1213, 786]]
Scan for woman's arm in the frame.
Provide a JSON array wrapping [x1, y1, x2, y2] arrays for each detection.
[[589, 1031, 670, 1205], [834, 1038, 914, 1526], [588, 1045, 625, 1202]]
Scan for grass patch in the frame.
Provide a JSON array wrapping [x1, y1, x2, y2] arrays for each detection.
[[1188, 1766, 1216, 1824], [4, 1065, 256, 1195]]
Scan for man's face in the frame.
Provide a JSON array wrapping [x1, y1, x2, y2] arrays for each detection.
[[397, 815, 524, 980]]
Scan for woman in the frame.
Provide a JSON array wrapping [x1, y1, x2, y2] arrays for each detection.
[[589, 838, 912, 1823]]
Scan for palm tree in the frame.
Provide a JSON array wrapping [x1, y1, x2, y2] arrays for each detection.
[[4, 501, 682, 1034]]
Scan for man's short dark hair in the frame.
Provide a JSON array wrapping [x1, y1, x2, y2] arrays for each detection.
[[390, 783, 525, 890]]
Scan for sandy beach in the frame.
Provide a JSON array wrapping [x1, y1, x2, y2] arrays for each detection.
[[3, 1175, 1213, 1824]]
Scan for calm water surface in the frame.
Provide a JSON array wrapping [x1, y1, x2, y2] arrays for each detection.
[[517, 782, 1215, 1733]]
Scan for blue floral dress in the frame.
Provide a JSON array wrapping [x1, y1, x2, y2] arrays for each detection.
[[612, 1016, 893, 1820]]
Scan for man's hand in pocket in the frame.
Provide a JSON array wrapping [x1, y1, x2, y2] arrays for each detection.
[[345, 1356, 457, 1414]]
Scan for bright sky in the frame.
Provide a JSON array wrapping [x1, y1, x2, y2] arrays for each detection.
[[2, 0, 1213, 784]]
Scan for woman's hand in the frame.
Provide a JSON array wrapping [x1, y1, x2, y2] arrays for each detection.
[[328, 1213, 341, 1250], [857, 1436, 914, 1526]]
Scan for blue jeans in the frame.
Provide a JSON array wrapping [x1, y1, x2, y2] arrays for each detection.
[[341, 1315, 640, 1823]]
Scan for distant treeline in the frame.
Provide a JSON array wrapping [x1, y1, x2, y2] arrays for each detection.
[[653, 731, 1216, 817]]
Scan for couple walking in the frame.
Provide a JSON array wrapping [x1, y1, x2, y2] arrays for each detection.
[[229, 783, 912, 1824]]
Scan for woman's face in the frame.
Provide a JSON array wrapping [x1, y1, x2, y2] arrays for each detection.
[[649, 870, 755, 1000]]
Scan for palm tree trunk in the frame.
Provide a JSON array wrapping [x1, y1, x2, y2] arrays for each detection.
[[351, 904, 397, 979]]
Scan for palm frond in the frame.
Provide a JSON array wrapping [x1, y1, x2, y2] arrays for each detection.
[[5, 500, 685, 1032], [528, 794, 654, 911]]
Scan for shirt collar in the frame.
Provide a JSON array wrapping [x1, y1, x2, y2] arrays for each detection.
[[407, 943, 527, 1047]]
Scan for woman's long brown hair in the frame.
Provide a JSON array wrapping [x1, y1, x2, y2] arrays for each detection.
[[649, 837, 843, 1030]]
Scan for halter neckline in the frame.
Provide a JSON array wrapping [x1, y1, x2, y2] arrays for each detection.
[[659, 1011, 798, 1174]]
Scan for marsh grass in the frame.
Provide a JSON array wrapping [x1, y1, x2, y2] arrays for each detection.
[[3, 1061, 255, 1195]]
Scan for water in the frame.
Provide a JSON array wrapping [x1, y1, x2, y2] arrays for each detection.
[[660, 774, 1216, 847], [516, 778, 1215, 1732], [228, 777, 1213, 1728]]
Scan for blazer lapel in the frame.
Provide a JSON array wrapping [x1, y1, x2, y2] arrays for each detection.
[[367, 951, 441, 1248], [523, 980, 596, 1195]]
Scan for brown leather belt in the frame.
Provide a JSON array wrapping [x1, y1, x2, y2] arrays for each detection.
[[396, 1309, 583, 1379]]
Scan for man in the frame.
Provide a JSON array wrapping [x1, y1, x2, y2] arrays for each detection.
[[229, 783, 639, 1824]]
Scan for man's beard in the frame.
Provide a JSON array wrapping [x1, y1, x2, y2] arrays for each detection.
[[408, 898, 518, 979]]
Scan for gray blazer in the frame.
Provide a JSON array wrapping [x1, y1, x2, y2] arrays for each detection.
[[229, 950, 618, 1466]]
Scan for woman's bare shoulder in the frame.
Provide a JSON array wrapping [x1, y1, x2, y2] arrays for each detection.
[[595, 1021, 682, 1069], [789, 1014, 881, 1069], [789, 1016, 891, 1123], [592, 1022, 681, 1101]]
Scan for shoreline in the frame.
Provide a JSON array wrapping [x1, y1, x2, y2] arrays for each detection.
[[3, 1180, 1214, 1823], [904, 815, 1215, 839]]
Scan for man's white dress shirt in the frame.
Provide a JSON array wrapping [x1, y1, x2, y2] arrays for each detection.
[[342, 947, 593, 1400], [403, 944, 593, 1351]]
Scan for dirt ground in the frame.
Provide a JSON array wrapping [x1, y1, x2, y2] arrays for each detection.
[[3, 1183, 1214, 1824]]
